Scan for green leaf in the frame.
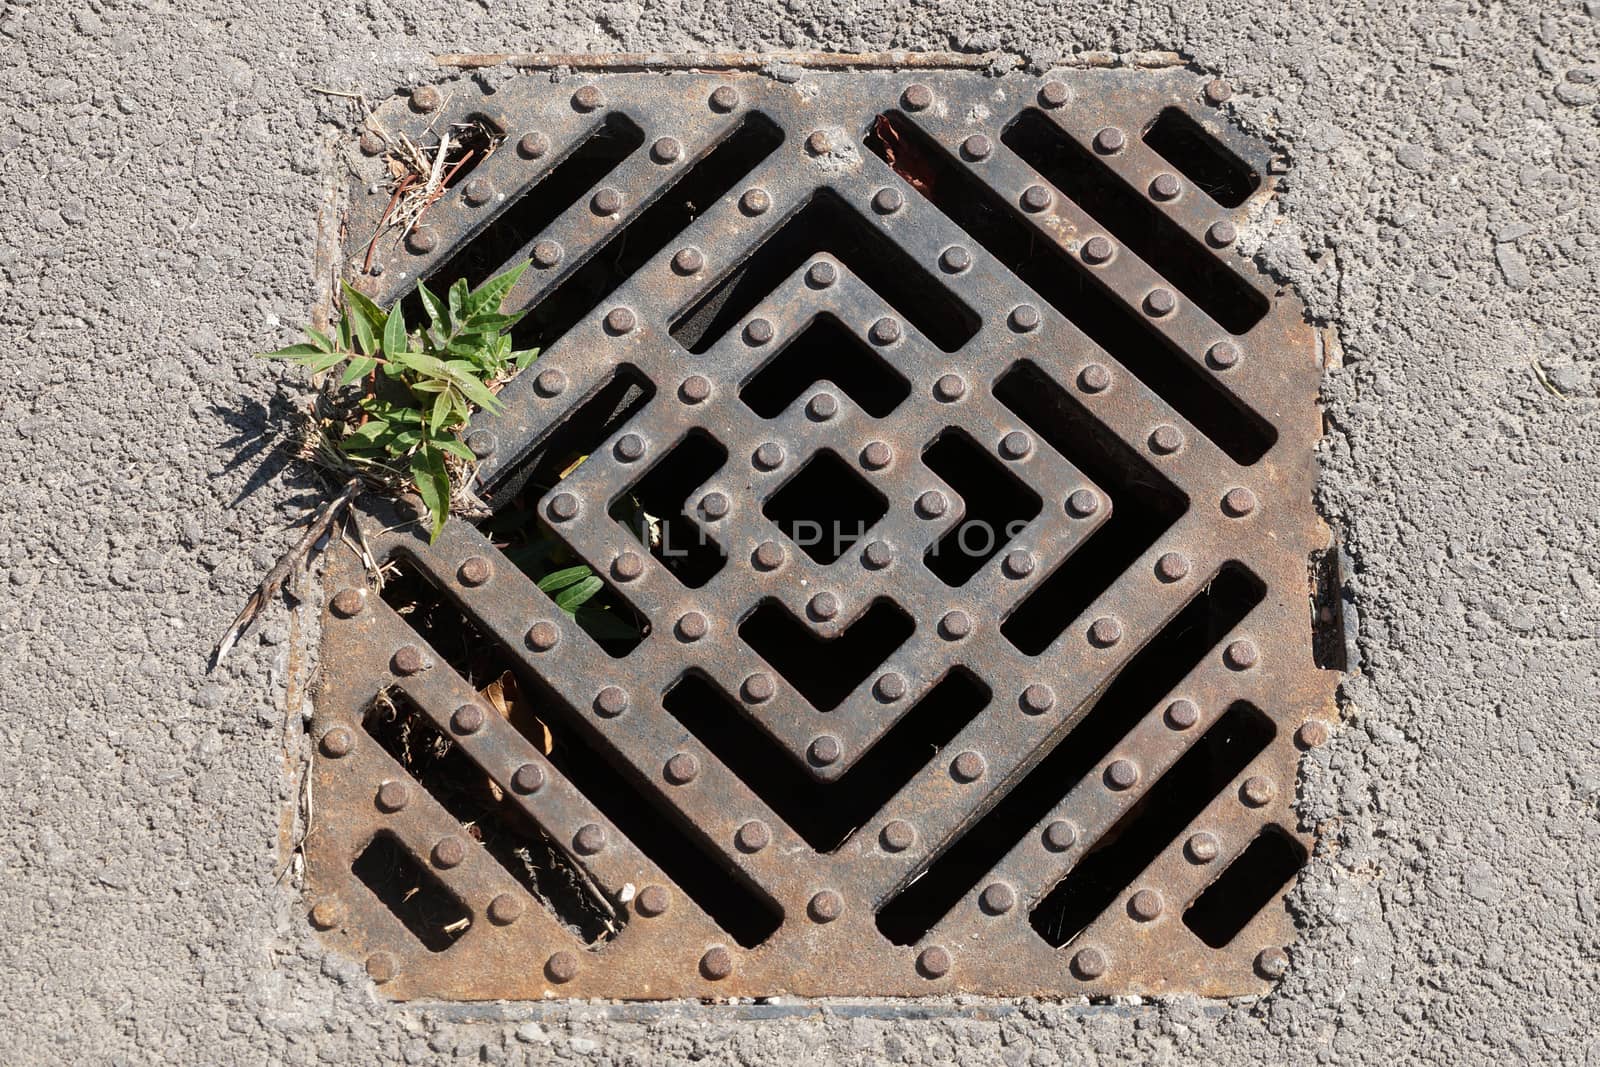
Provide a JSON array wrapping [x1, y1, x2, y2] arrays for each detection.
[[305, 327, 336, 353], [416, 281, 447, 331], [554, 575, 603, 614], [340, 281, 387, 355], [441, 364, 503, 413], [389, 350, 455, 379], [429, 390, 452, 436], [391, 428, 422, 450], [336, 311, 353, 353], [339, 355, 378, 387], [382, 300, 407, 359], [447, 278, 469, 331], [513, 347, 541, 371], [537, 565, 594, 594], [261, 342, 324, 360], [436, 437, 476, 462], [465, 261, 529, 319], [410, 445, 451, 543]]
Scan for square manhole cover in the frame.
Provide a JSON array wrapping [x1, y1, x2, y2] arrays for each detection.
[[304, 60, 1338, 999]]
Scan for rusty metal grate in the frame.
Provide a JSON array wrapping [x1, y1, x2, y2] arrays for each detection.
[[305, 62, 1338, 999]]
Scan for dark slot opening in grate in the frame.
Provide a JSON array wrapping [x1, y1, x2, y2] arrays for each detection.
[[1029, 700, 1275, 947], [378, 558, 783, 947], [1183, 825, 1307, 948], [362, 689, 622, 943], [873, 562, 1265, 945], [865, 111, 1275, 465], [352, 831, 472, 952], [511, 112, 785, 352], [663, 668, 990, 851], [1142, 107, 1261, 209], [922, 427, 1042, 586], [993, 361, 1188, 655], [1001, 108, 1268, 334], [761, 449, 888, 565], [739, 597, 915, 712], [400, 112, 646, 324], [669, 187, 980, 353], [740, 313, 911, 419], [610, 429, 728, 588]]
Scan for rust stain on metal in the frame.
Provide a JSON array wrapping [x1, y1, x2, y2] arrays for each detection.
[[307, 63, 1336, 999]]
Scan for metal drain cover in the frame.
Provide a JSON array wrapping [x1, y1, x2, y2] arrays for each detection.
[[306, 62, 1337, 999]]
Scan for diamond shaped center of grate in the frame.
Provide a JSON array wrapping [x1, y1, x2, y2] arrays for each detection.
[[306, 63, 1338, 1000]]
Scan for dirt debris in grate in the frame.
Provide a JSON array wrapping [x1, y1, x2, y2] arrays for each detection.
[[306, 62, 1338, 999]]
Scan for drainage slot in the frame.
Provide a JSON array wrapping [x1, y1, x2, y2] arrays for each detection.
[[670, 187, 980, 354], [762, 449, 888, 565], [1142, 107, 1260, 209], [512, 113, 784, 352], [874, 562, 1264, 945], [922, 427, 1042, 586], [1029, 701, 1275, 947], [664, 668, 990, 851], [352, 831, 472, 952], [866, 111, 1274, 465], [610, 429, 728, 588], [994, 361, 1187, 655], [380, 561, 782, 947], [1183, 825, 1307, 948], [739, 597, 915, 712], [1002, 108, 1268, 334], [403, 113, 645, 318], [740, 313, 911, 418], [363, 688, 622, 943]]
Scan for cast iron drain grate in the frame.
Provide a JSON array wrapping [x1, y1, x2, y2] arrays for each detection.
[[305, 62, 1338, 999]]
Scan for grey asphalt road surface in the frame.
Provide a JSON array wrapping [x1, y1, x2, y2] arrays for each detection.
[[2, 0, 1597, 1063]]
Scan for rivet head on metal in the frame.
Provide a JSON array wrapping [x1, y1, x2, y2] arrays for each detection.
[[1223, 487, 1257, 516], [862, 540, 894, 569], [736, 820, 771, 853], [511, 763, 545, 794], [574, 823, 607, 854], [1242, 776, 1275, 806], [1297, 719, 1332, 748], [1208, 341, 1242, 370], [940, 610, 972, 640], [518, 131, 550, 158], [1094, 127, 1126, 153], [615, 433, 645, 462], [700, 947, 733, 981], [1089, 616, 1123, 647], [807, 392, 837, 420], [806, 129, 834, 155], [546, 950, 579, 984], [876, 672, 908, 702], [1078, 363, 1111, 393], [917, 946, 952, 979], [1204, 79, 1234, 105], [465, 429, 497, 458], [526, 621, 560, 652], [534, 368, 567, 396], [1021, 184, 1053, 212], [406, 227, 437, 255], [807, 261, 837, 288], [391, 645, 426, 676], [1149, 425, 1184, 454], [531, 239, 563, 268], [636, 885, 669, 917], [1208, 219, 1238, 247], [330, 588, 365, 618], [672, 247, 705, 275], [980, 882, 1016, 915], [917, 491, 949, 518], [488, 893, 523, 925], [1145, 288, 1177, 317], [709, 84, 739, 111], [1021, 684, 1055, 714], [939, 245, 972, 273], [366, 952, 398, 984], [1009, 303, 1041, 332], [1155, 552, 1190, 582], [753, 541, 785, 570], [1003, 550, 1036, 579], [612, 551, 644, 582], [1224, 639, 1260, 670], [933, 373, 966, 401], [873, 186, 905, 214], [1040, 80, 1070, 108], [741, 188, 771, 215], [809, 592, 840, 620], [1067, 488, 1102, 517], [651, 136, 682, 163], [458, 556, 493, 587], [752, 441, 785, 470], [881, 820, 916, 852], [595, 686, 628, 717], [744, 317, 774, 345], [1105, 758, 1140, 790], [999, 431, 1033, 459], [1187, 832, 1220, 863], [572, 85, 602, 111], [902, 83, 933, 110], [410, 84, 441, 112], [1166, 699, 1200, 730], [320, 727, 354, 757], [699, 492, 730, 520], [1255, 947, 1290, 979], [358, 130, 385, 156], [376, 780, 410, 812], [462, 177, 493, 206], [742, 673, 775, 704], [951, 751, 986, 783], [1072, 947, 1108, 980], [310, 900, 343, 929], [452, 703, 485, 734], [1044, 820, 1077, 851], [1151, 173, 1181, 200], [808, 734, 842, 766], [680, 375, 711, 403], [676, 611, 708, 642], [961, 133, 992, 160], [604, 306, 636, 334], [870, 317, 902, 345], [547, 492, 579, 522], [861, 440, 893, 469], [1082, 235, 1114, 264], [1129, 889, 1164, 922], [808, 890, 843, 922], [664, 752, 700, 785], [432, 836, 466, 869]]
